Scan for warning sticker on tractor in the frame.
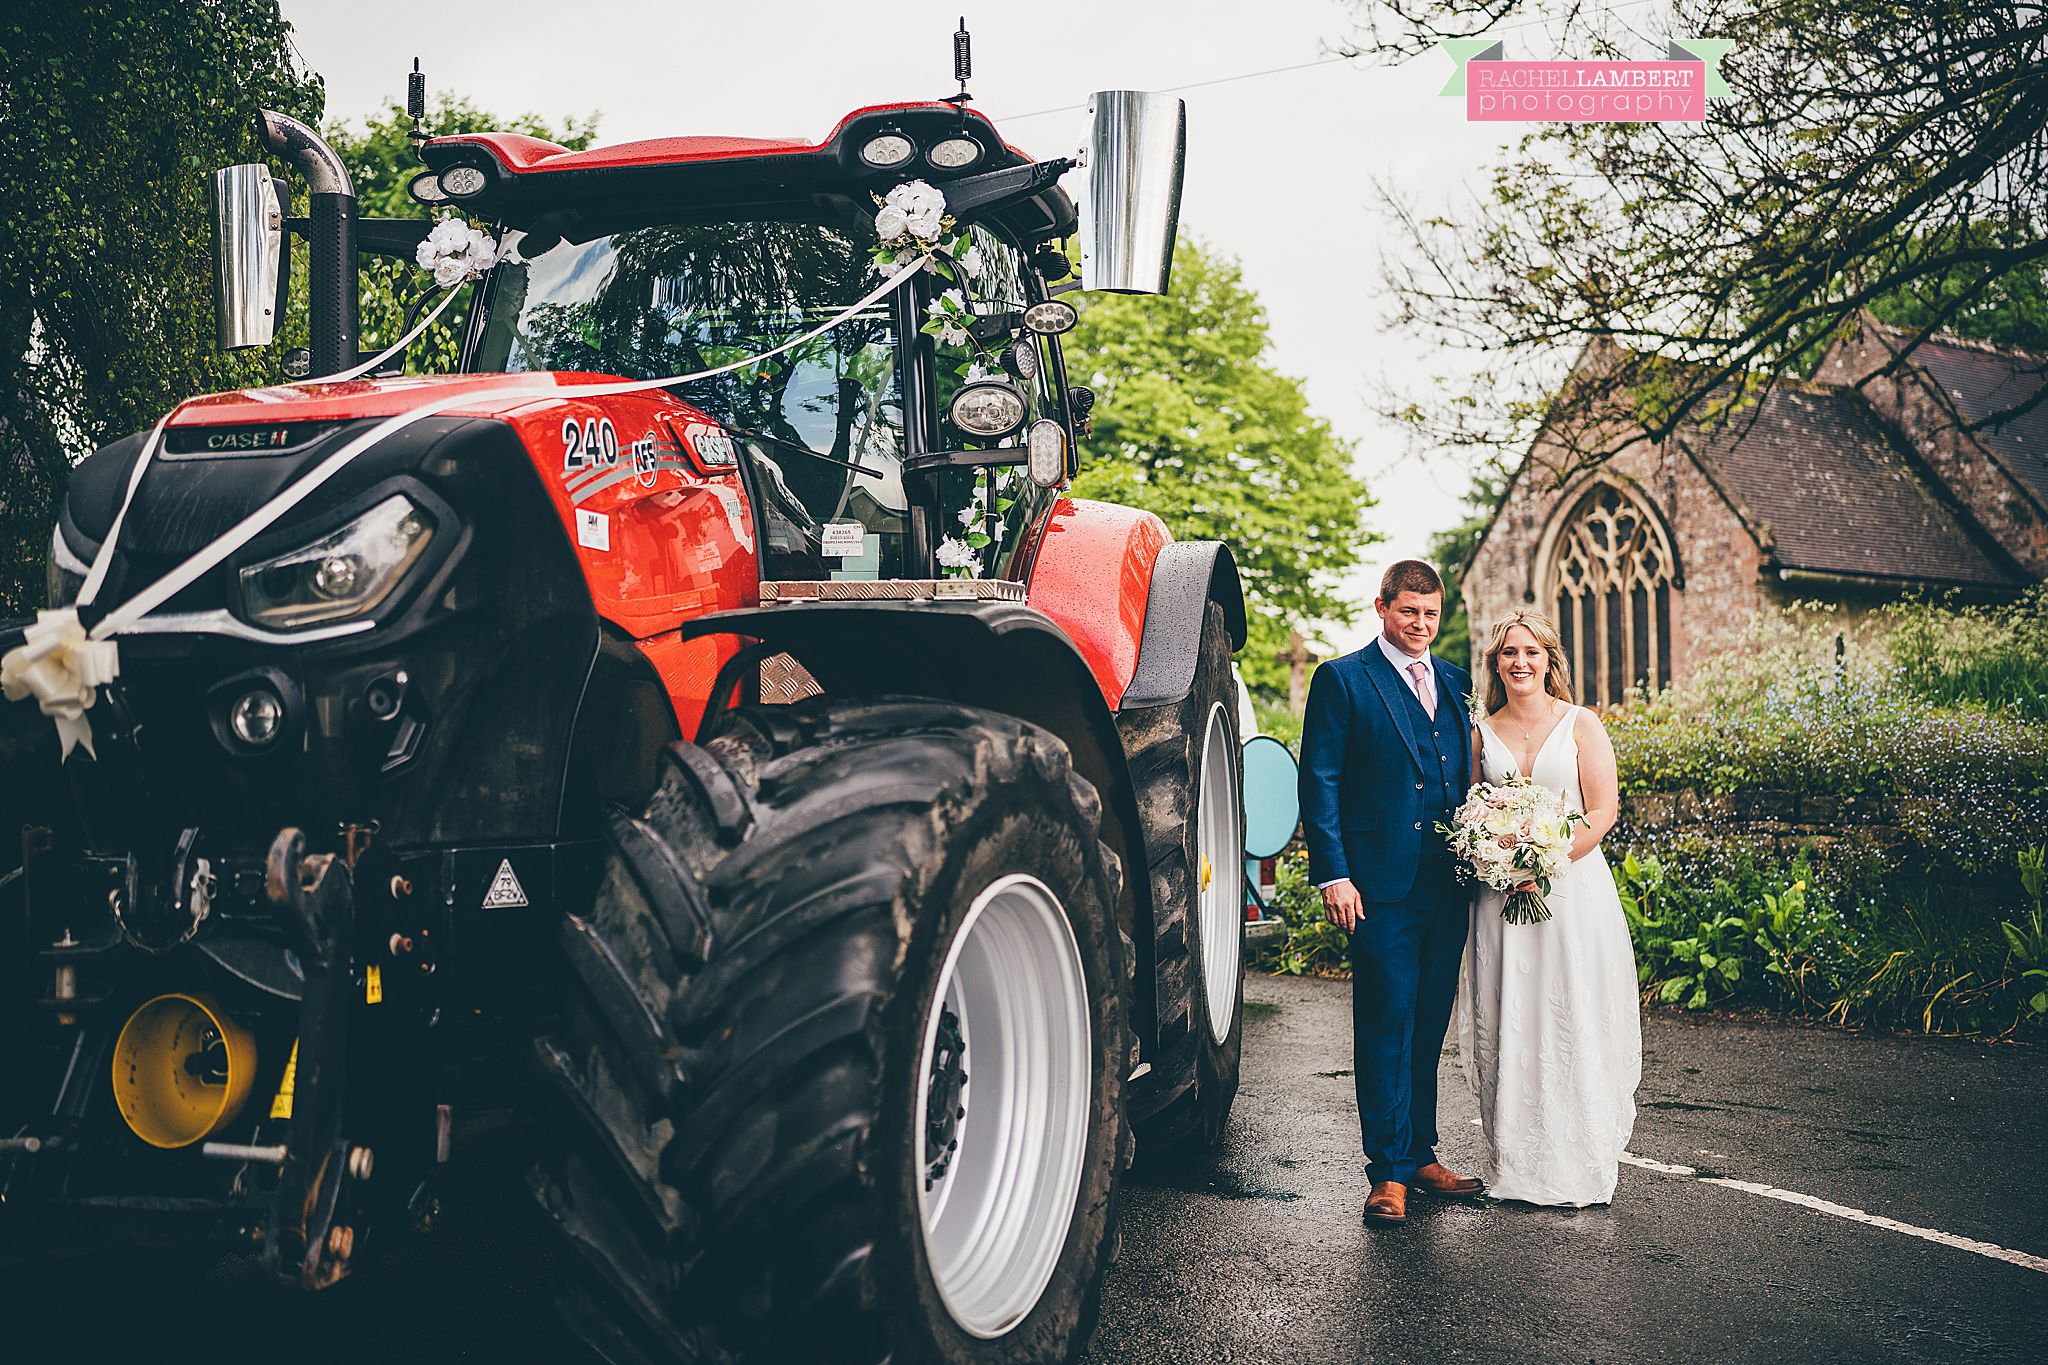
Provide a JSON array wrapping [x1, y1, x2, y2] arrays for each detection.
[[270, 1040, 299, 1119], [575, 508, 611, 551], [482, 858, 529, 909], [820, 521, 867, 558], [365, 964, 383, 1005]]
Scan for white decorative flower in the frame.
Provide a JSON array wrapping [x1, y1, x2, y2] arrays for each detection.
[[957, 504, 979, 526], [886, 180, 947, 218], [417, 216, 498, 286], [905, 207, 943, 241], [874, 205, 910, 242], [936, 537, 979, 571], [428, 217, 470, 252], [959, 244, 984, 275], [963, 362, 991, 382], [927, 290, 972, 347]]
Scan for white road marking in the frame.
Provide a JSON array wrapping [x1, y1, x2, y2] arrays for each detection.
[[1619, 1152, 2048, 1275]]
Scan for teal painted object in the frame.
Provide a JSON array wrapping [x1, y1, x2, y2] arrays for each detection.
[[1241, 734, 1300, 860]]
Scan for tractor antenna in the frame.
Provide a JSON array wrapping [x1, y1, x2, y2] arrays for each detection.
[[406, 58, 427, 154], [946, 18, 972, 106]]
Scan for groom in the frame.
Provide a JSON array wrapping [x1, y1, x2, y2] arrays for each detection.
[[1298, 559, 1485, 1225]]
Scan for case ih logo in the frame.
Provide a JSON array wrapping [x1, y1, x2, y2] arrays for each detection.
[[1441, 38, 1732, 122], [204, 426, 294, 451]]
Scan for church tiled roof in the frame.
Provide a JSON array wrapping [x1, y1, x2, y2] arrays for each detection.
[[1683, 384, 2024, 589], [1902, 333, 2048, 509]]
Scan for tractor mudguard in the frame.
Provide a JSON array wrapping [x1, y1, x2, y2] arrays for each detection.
[[1023, 499, 1246, 710], [670, 597, 1162, 1044], [1024, 497, 1169, 707], [1122, 540, 1248, 709]]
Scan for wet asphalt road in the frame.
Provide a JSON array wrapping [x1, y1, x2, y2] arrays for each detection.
[[1085, 973, 2048, 1364], [9, 974, 2044, 1363]]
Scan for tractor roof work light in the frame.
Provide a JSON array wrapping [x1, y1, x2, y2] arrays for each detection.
[[860, 134, 916, 169], [928, 136, 983, 170], [439, 164, 488, 199]]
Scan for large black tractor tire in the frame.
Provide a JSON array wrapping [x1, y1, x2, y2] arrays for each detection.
[[533, 697, 1133, 1365], [1120, 601, 1246, 1156]]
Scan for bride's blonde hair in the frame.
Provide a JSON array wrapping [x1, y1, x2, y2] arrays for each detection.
[[1480, 610, 1576, 714]]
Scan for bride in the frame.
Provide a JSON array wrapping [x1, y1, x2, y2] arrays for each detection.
[[1462, 610, 1641, 1206]]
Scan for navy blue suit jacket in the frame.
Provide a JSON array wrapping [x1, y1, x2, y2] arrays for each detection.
[[1297, 642, 1473, 903]]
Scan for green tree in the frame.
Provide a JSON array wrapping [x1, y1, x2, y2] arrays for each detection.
[[328, 96, 596, 371], [0, 0, 323, 615], [1355, 0, 2048, 476], [1065, 237, 1377, 693]]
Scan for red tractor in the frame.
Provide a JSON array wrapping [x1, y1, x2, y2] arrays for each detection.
[[0, 73, 1249, 1365]]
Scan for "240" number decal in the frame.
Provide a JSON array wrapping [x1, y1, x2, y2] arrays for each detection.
[[562, 416, 619, 474]]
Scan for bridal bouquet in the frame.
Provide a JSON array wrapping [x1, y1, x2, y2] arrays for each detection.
[[1437, 776, 1585, 925]]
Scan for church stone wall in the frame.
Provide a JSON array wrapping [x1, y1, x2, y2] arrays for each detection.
[[1463, 431, 1765, 694]]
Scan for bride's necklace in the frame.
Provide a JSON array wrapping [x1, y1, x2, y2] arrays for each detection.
[[1500, 698, 1560, 743]]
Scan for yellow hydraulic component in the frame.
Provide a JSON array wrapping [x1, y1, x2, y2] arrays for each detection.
[[111, 993, 258, 1149]]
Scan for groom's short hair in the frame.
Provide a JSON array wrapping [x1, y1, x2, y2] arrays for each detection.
[[1379, 559, 1444, 603]]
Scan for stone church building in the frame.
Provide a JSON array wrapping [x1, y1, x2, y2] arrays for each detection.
[[1462, 317, 2046, 706]]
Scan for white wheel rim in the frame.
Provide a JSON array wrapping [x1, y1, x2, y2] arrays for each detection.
[[915, 873, 1092, 1339], [1196, 702, 1244, 1043]]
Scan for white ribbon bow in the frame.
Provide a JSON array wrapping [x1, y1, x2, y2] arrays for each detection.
[[0, 608, 121, 759]]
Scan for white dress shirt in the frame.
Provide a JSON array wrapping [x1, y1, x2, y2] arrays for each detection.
[[1318, 636, 1437, 890]]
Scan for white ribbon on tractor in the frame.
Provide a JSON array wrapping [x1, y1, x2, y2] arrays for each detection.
[[1, 253, 932, 759], [0, 609, 121, 759]]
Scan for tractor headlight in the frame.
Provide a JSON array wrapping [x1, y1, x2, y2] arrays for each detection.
[[47, 525, 87, 608], [948, 381, 1028, 440], [239, 495, 434, 630]]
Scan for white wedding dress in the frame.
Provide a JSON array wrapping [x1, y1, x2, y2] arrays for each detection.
[[1461, 706, 1642, 1206]]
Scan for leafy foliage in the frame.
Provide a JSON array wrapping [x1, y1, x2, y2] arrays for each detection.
[[1064, 237, 1377, 691], [0, 0, 323, 615], [1607, 599, 2048, 1036], [326, 97, 596, 375], [1355, 0, 2048, 478], [1251, 849, 1351, 977], [1884, 586, 2048, 722]]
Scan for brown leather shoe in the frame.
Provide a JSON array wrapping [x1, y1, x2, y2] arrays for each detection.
[[1363, 1180, 1408, 1224], [1412, 1161, 1485, 1199]]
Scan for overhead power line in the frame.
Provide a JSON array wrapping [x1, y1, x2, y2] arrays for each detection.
[[995, 0, 1670, 122]]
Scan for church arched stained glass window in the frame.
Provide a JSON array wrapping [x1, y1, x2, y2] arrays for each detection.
[[1545, 482, 1677, 707]]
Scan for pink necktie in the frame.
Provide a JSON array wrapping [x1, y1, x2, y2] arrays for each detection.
[[1408, 659, 1436, 719]]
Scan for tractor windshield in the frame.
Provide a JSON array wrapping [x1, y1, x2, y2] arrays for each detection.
[[473, 213, 911, 578]]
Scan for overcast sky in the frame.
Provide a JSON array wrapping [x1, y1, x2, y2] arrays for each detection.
[[281, 0, 1567, 655]]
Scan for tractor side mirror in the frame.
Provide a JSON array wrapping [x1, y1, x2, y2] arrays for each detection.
[[1080, 90, 1186, 296], [211, 163, 284, 350]]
